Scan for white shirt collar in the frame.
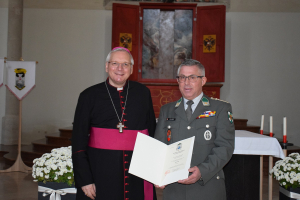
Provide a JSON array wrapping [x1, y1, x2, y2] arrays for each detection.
[[183, 92, 203, 113]]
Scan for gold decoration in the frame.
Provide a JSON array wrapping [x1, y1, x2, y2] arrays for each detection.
[[203, 35, 216, 53], [119, 33, 132, 51], [14, 68, 27, 74]]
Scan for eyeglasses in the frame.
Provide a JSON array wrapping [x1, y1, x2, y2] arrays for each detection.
[[108, 61, 132, 68], [176, 75, 204, 83]]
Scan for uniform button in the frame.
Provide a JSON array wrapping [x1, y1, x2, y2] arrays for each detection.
[[217, 176, 220, 179], [187, 126, 191, 130], [124, 161, 128, 163], [125, 168, 128, 171], [206, 124, 209, 128], [125, 191, 129, 193]]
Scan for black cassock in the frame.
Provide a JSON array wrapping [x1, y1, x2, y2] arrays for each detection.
[[72, 80, 157, 200]]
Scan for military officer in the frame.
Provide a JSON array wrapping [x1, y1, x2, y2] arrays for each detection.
[[154, 59, 235, 200]]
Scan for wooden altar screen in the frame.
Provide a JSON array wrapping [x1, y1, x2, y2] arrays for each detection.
[[112, 3, 226, 117]]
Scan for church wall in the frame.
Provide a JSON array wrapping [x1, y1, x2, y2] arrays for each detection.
[[0, 7, 8, 144], [19, 7, 300, 147], [222, 12, 300, 146], [21, 8, 111, 144]]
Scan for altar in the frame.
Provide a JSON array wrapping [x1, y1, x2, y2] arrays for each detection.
[[224, 130, 285, 200]]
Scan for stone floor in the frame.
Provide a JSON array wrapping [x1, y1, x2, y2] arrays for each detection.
[[0, 171, 279, 200]]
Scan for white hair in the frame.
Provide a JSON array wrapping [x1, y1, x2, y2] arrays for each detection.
[[105, 48, 134, 65]]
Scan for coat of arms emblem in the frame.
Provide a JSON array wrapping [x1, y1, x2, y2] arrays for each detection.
[[203, 35, 216, 53], [15, 68, 26, 90]]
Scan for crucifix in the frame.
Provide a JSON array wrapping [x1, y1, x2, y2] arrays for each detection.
[[117, 122, 125, 133]]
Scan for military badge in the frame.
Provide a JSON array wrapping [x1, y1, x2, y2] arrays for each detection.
[[167, 125, 171, 142], [14, 68, 27, 90], [197, 111, 216, 119], [175, 98, 182, 107], [204, 130, 212, 140], [201, 97, 210, 106], [203, 35, 216, 53], [228, 111, 234, 123]]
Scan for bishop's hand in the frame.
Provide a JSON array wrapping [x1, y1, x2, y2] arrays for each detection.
[[82, 184, 96, 200]]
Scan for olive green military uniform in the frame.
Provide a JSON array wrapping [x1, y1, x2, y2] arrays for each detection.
[[155, 94, 235, 200]]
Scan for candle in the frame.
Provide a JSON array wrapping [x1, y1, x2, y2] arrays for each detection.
[[270, 116, 273, 137], [260, 115, 264, 135], [283, 117, 287, 143]]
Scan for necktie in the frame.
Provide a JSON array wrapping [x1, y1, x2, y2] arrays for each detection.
[[186, 100, 194, 121]]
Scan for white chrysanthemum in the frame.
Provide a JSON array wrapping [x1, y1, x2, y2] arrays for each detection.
[[51, 164, 57, 170], [32, 146, 73, 184]]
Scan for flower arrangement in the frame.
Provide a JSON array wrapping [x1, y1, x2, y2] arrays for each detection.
[[32, 146, 74, 186], [270, 152, 300, 189]]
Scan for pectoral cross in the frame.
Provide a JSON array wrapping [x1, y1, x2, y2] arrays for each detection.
[[117, 122, 125, 133]]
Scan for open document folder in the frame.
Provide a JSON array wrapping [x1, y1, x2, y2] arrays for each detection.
[[129, 133, 195, 187]]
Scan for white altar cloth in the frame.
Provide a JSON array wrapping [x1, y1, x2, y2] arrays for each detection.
[[233, 130, 285, 159]]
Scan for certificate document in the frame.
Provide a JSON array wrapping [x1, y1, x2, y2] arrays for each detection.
[[129, 132, 195, 186]]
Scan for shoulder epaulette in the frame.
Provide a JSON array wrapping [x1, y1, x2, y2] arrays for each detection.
[[210, 97, 230, 104]]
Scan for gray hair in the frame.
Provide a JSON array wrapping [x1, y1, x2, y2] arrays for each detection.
[[177, 59, 205, 76], [105, 48, 134, 65]]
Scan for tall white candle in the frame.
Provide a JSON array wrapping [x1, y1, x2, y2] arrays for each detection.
[[283, 117, 287, 136], [260, 115, 264, 135], [260, 115, 264, 130], [270, 116, 273, 133]]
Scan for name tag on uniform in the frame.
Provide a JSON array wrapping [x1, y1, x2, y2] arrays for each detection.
[[166, 118, 176, 121]]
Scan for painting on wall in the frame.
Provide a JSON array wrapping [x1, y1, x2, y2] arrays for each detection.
[[142, 9, 193, 79]]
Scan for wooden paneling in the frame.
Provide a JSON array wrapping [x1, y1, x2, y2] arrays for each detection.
[[196, 5, 226, 82], [145, 83, 222, 118], [112, 3, 139, 81]]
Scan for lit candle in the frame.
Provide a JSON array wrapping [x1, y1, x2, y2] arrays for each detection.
[[283, 117, 287, 143], [270, 116, 273, 137], [260, 115, 264, 135]]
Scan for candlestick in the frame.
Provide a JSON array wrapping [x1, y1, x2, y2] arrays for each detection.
[[260, 115, 264, 135]]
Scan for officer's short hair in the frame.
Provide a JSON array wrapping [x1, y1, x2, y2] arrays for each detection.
[[177, 59, 205, 76]]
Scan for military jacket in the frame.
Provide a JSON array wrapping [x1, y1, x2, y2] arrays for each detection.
[[155, 94, 235, 200]]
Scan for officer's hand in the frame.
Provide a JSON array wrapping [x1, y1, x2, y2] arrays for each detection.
[[82, 184, 96, 200], [154, 184, 166, 189], [178, 166, 201, 185]]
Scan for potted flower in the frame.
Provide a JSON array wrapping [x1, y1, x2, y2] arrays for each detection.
[[270, 152, 300, 200], [32, 146, 76, 199]]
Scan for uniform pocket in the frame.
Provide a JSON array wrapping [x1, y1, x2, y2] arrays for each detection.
[[195, 122, 216, 145]]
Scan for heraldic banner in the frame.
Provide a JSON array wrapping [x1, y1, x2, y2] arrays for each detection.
[[6, 61, 36, 100], [0, 58, 4, 87]]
